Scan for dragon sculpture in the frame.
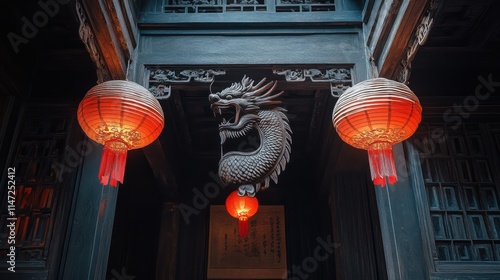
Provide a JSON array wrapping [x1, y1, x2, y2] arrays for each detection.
[[209, 76, 292, 197]]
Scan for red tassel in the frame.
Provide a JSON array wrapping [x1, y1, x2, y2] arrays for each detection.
[[368, 142, 397, 187], [98, 140, 128, 187], [238, 216, 249, 238]]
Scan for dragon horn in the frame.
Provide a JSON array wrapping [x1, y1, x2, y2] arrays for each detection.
[[260, 91, 284, 101], [254, 86, 284, 106], [258, 80, 279, 99], [242, 80, 274, 98], [250, 77, 267, 91]]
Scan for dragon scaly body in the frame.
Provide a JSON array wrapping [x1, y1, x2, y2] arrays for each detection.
[[209, 76, 292, 196]]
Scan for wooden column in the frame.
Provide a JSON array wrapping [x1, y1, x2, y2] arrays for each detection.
[[373, 143, 427, 280], [58, 143, 119, 279], [330, 171, 387, 280], [155, 203, 180, 280]]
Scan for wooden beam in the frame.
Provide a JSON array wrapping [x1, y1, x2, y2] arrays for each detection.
[[155, 203, 179, 280], [76, 0, 138, 81], [378, 0, 430, 78], [142, 139, 179, 201]]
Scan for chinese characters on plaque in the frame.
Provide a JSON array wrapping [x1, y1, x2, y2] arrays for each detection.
[[207, 205, 287, 279]]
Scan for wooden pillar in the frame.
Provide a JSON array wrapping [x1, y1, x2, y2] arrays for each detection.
[[330, 171, 387, 279], [373, 143, 427, 280], [58, 142, 119, 279], [155, 203, 180, 280]]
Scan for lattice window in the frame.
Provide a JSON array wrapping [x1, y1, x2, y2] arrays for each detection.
[[275, 0, 335, 12], [412, 123, 500, 262], [164, 0, 335, 13], [0, 113, 69, 264]]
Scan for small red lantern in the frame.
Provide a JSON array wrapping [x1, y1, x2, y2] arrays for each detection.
[[225, 190, 259, 238], [332, 78, 422, 186], [77, 80, 164, 187]]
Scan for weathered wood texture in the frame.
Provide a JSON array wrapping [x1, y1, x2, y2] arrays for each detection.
[[156, 203, 180, 280], [137, 32, 366, 66], [363, 0, 431, 79], [59, 144, 119, 280], [374, 143, 427, 280], [330, 171, 388, 280], [79, 0, 138, 80]]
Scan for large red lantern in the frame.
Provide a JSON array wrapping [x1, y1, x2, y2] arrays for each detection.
[[332, 78, 422, 187], [77, 80, 164, 187], [225, 190, 259, 238]]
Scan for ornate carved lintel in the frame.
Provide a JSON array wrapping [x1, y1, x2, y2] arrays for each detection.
[[397, 0, 441, 84], [149, 84, 172, 100], [150, 68, 226, 83], [147, 68, 226, 100], [76, 1, 111, 83], [273, 68, 351, 83], [273, 67, 352, 97], [330, 83, 351, 98]]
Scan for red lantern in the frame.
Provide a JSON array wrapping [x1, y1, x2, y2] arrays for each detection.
[[77, 80, 164, 187], [332, 78, 422, 186], [225, 190, 259, 238]]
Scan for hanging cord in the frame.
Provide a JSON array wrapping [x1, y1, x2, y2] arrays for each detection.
[[125, 58, 131, 81], [369, 52, 379, 78]]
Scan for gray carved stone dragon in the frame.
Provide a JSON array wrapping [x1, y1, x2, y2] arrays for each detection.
[[209, 76, 292, 197]]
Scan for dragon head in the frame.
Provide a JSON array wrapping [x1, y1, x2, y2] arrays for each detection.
[[209, 76, 283, 145]]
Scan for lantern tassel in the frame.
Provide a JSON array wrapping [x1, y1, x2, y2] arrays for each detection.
[[367, 142, 397, 187], [238, 216, 249, 238], [98, 140, 128, 187]]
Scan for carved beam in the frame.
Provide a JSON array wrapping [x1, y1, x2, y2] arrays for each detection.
[[394, 0, 442, 84], [146, 68, 226, 99], [376, 0, 442, 83], [76, 0, 138, 82], [273, 67, 353, 96], [145, 67, 353, 99]]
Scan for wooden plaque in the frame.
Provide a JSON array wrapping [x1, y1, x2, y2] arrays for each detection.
[[207, 205, 287, 279]]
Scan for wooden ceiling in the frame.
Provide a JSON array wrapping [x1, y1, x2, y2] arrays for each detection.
[[0, 1, 96, 101], [409, 0, 500, 99]]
